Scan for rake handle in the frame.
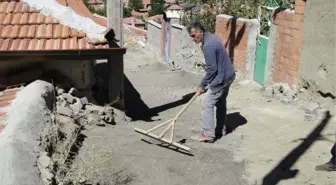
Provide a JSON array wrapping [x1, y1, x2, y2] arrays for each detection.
[[173, 93, 198, 121]]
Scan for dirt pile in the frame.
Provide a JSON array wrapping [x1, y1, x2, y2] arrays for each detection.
[[262, 83, 331, 122], [37, 86, 118, 185]]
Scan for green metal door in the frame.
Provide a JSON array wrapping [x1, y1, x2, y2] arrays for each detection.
[[254, 36, 268, 85]]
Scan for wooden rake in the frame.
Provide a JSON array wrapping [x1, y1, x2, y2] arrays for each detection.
[[134, 93, 198, 152]]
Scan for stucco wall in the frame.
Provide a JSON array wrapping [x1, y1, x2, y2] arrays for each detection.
[[0, 60, 94, 90], [43, 60, 94, 90], [145, 20, 205, 72], [299, 0, 336, 96], [169, 24, 204, 71], [145, 20, 162, 59]]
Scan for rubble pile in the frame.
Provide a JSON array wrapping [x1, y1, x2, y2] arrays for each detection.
[[263, 83, 299, 104], [169, 46, 206, 73], [56, 87, 115, 126], [263, 83, 328, 121], [38, 86, 119, 185]]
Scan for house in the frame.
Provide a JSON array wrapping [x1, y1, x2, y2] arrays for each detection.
[[0, 0, 126, 109], [123, 17, 145, 29], [165, 4, 183, 24], [86, 0, 105, 11]]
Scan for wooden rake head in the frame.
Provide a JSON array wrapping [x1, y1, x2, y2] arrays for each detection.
[[134, 93, 198, 152]]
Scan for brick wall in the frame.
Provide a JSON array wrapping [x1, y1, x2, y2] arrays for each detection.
[[216, 15, 249, 71], [272, 0, 306, 84]]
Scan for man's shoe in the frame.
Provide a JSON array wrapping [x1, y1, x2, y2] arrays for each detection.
[[191, 133, 215, 143], [315, 162, 336, 171]]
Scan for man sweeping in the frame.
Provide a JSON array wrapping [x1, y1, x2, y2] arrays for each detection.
[[188, 22, 236, 143]]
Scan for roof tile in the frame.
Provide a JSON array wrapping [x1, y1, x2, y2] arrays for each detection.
[[3, 13, 11, 24], [45, 24, 53, 38], [0, 13, 5, 23], [0, 2, 7, 13], [19, 12, 28, 24], [27, 25, 36, 38], [27, 38, 36, 50], [13, 1, 22, 13], [37, 14, 45, 24], [62, 38, 69, 49], [17, 39, 28, 50], [9, 25, 19, 38], [61, 25, 70, 38], [53, 24, 62, 38], [1, 25, 12, 37], [0, 38, 10, 50], [35, 39, 45, 50], [69, 37, 78, 49], [28, 12, 37, 24], [36, 24, 46, 38], [28, 6, 38, 13], [78, 38, 92, 49], [18, 24, 27, 38], [10, 12, 20, 24], [6, 1, 16, 13], [0, 1, 110, 51], [9, 38, 20, 50]]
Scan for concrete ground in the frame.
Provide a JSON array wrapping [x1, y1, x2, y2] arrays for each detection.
[[69, 47, 335, 185]]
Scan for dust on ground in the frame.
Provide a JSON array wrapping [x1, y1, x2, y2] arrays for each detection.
[[39, 40, 335, 185]]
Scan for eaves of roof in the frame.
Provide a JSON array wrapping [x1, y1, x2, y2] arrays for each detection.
[[0, 48, 126, 61]]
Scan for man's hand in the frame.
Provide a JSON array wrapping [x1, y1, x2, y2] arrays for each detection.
[[196, 87, 205, 96]]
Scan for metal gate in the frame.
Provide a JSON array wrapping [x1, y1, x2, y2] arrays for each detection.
[[254, 2, 278, 85], [254, 35, 268, 85], [164, 20, 170, 61]]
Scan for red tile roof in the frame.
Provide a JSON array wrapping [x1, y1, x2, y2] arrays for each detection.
[[143, 0, 150, 5], [56, 0, 107, 27], [87, 0, 104, 4], [167, 4, 183, 10], [123, 17, 144, 25], [0, 0, 110, 51]]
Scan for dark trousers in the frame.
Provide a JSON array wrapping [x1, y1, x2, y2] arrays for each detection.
[[330, 143, 336, 165]]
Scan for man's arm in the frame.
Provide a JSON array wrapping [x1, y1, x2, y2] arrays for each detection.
[[198, 44, 218, 90]]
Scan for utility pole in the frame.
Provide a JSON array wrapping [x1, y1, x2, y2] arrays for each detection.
[[106, 0, 123, 47]]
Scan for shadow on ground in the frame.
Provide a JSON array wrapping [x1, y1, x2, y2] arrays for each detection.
[[261, 111, 332, 185], [92, 62, 196, 122], [225, 112, 248, 134]]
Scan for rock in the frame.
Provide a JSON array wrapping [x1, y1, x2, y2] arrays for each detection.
[[61, 100, 67, 107], [87, 113, 105, 126], [61, 93, 75, 104], [38, 152, 52, 169], [57, 105, 73, 117], [281, 98, 290, 104], [57, 88, 65, 95], [264, 86, 274, 97], [80, 97, 89, 105], [69, 87, 84, 98], [70, 99, 83, 114], [304, 113, 315, 122], [303, 102, 320, 114], [79, 177, 87, 183], [85, 104, 104, 114]]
